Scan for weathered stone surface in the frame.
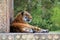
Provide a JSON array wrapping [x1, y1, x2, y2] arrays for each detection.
[[0, 33, 60, 40], [0, 0, 9, 32]]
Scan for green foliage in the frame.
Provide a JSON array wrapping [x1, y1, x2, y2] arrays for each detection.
[[14, 0, 60, 31]]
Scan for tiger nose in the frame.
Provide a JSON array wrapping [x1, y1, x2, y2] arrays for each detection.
[[27, 19, 30, 21], [41, 29, 49, 33]]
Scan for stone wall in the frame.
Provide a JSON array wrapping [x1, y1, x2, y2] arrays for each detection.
[[0, 33, 60, 40], [0, 0, 12, 33]]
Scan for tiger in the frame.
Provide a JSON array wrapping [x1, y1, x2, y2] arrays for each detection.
[[10, 11, 49, 33]]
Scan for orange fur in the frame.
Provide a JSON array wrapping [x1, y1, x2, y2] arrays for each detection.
[[10, 11, 46, 33]]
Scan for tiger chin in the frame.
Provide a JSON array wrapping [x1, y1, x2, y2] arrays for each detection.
[[10, 11, 49, 33]]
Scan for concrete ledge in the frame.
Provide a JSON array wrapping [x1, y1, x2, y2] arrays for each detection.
[[0, 33, 60, 40]]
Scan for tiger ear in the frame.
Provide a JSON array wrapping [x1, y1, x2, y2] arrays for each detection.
[[21, 11, 24, 16]]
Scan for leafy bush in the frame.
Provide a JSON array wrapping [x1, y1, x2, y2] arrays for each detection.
[[14, 0, 60, 31]]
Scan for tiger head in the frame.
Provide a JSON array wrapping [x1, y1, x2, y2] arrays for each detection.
[[22, 11, 32, 23], [14, 11, 32, 23]]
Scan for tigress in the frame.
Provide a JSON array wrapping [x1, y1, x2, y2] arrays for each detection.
[[10, 11, 49, 33]]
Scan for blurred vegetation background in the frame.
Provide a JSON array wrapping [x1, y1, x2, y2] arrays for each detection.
[[14, 0, 60, 31]]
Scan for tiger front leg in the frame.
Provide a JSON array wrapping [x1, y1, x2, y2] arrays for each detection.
[[19, 27, 34, 33], [32, 27, 49, 33]]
